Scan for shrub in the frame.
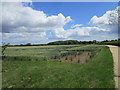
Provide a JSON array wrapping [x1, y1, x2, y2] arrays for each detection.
[[77, 59, 80, 63], [65, 57, 68, 60]]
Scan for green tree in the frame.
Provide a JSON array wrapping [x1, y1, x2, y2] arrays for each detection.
[[93, 40, 97, 44]]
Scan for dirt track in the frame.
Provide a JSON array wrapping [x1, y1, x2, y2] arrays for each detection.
[[107, 45, 119, 89]]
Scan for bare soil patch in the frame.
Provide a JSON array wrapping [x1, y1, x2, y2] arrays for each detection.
[[60, 51, 91, 64]]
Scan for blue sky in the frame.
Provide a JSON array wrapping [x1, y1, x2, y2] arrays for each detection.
[[31, 2, 118, 29], [2, 2, 119, 45]]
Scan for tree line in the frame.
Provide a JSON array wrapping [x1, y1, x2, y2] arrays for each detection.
[[2, 39, 120, 47], [47, 40, 97, 45], [47, 39, 120, 46]]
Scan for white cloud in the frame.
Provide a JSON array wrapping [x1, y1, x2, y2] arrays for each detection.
[[50, 26, 107, 39], [88, 6, 118, 40], [1, 2, 118, 45], [89, 6, 119, 33], [2, 2, 72, 44], [71, 24, 83, 28], [2, 0, 33, 2], [2, 2, 72, 33], [2, 32, 48, 45]]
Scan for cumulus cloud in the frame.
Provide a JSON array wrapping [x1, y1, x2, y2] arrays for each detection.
[[49, 26, 107, 40], [1, 2, 118, 45], [2, 2, 72, 33], [2, 32, 48, 45], [89, 6, 119, 33], [2, 2, 73, 44]]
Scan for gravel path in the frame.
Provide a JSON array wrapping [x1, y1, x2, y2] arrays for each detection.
[[107, 45, 119, 89]]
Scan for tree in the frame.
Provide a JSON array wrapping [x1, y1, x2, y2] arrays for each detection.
[[93, 40, 97, 44], [25, 43, 31, 46]]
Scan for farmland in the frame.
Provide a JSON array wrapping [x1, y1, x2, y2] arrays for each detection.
[[2, 45, 115, 88]]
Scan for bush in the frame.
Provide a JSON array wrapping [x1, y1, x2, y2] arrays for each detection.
[[77, 59, 80, 63], [65, 57, 68, 60]]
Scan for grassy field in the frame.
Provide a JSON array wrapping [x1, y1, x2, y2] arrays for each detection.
[[3, 45, 83, 60], [2, 45, 115, 88]]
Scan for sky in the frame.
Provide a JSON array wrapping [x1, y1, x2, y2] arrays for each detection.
[[1, 1, 119, 45], [31, 2, 117, 29]]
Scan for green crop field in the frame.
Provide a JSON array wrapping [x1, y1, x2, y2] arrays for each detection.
[[2, 45, 115, 88], [3, 45, 83, 60]]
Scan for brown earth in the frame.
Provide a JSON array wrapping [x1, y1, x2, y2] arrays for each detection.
[[60, 51, 91, 64]]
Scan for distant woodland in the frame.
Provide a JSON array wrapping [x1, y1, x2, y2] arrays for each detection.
[[6, 39, 120, 47]]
